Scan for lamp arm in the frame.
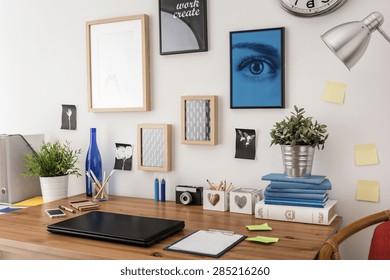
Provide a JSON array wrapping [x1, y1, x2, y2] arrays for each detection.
[[377, 27, 390, 44]]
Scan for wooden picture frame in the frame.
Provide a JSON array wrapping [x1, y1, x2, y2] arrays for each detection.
[[230, 27, 285, 109], [181, 95, 217, 145], [137, 124, 172, 172], [86, 15, 150, 112], [159, 0, 208, 55]]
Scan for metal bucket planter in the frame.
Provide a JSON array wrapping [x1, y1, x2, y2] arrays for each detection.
[[281, 145, 315, 178]]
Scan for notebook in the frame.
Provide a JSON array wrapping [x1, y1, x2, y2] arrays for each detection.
[[47, 211, 185, 247], [164, 229, 246, 258]]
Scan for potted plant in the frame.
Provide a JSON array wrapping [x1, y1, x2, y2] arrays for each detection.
[[270, 106, 329, 178], [24, 140, 82, 202]]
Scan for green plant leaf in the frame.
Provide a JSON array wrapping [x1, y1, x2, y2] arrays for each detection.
[[24, 140, 82, 177], [269, 106, 329, 149]]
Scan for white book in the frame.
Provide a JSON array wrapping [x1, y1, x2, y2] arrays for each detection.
[[255, 199, 338, 225]]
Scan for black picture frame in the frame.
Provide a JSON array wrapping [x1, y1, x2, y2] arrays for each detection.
[[230, 27, 285, 109], [159, 0, 208, 55]]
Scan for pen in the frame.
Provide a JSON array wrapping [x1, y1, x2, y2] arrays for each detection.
[[59, 205, 76, 213]]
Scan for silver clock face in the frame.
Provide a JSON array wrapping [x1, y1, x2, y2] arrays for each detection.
[[276, 0, 348, 17]]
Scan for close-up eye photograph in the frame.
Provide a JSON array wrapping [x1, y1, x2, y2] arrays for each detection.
[[230, 27, 284, 109]]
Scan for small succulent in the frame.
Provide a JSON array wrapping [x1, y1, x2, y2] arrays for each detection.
[[270, 105, 329, 149]]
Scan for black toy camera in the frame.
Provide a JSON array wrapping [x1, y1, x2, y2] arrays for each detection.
[[175, 185, 203, 205]]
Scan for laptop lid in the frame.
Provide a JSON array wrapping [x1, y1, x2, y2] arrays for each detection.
[[47, 211, 185, 247]]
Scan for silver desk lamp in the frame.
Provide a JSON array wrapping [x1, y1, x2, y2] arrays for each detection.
[[321, 12, 390, 70]]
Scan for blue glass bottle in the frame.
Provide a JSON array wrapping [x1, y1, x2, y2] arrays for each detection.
[[85, 128, 102, 196]]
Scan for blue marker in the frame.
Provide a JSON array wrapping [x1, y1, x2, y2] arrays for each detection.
[[160, 178, 166, 202], [154, 177, 159, 202]]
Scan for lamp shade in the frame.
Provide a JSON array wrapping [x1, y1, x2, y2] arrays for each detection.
[[321, 12, 385, 70]]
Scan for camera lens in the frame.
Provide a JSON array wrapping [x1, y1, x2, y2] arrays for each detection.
[[179, 192, 193, 205]]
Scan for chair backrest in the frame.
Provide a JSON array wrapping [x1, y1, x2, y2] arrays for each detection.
[[317, 209, 390, 260], [368, 220, 390, 260]]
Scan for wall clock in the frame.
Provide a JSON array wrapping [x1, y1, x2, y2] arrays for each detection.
[[275, 0, 348, 17]]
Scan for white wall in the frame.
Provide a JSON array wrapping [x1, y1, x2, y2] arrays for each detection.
[[1, 0, 389, 260]]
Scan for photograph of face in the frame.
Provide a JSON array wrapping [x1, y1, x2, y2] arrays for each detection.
[[230, 27, 284, 108], [114, 143, 133, 171]]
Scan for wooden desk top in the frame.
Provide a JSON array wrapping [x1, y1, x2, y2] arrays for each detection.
[[0, 195, 341, 260]]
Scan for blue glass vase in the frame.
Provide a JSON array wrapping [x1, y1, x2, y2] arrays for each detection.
[[85, 128, 102, 196]]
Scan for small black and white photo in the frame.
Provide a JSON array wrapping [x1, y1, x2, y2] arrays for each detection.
[[114, 143, 133, 171], [235, 128, 256, 160], [61, 104, 77, 130]]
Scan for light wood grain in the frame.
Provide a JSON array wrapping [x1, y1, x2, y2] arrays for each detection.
[[0, 195, 341, 260], [181, 95, 218, 145], [86, 14, 150, 112]]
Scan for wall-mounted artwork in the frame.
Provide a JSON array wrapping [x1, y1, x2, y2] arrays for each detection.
[[86, 15, 150, 112], [159, 0, 208, 55], [138, 124, 172, 172], [114, 143, 133, 171], [230, 27, 285, 109], [61, 104, 77, 130], [181, 95, 217, 145], [235, 128, 256, 160]]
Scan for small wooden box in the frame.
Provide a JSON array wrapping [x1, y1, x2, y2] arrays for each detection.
[[229, 188, 262, 214], [203, 189, 230, 212]]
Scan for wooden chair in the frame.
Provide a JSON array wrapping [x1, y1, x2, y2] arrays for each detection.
[[317, 209, 390, 260]]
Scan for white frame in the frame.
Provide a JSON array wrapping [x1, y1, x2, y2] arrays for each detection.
[[86, 15, 150, 112]]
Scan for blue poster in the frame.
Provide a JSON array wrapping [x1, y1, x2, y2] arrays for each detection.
[[230, 27, 285, 108]]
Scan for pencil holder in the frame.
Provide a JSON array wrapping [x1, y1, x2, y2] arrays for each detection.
[[92, 182, 109, 202], [203, 189, 230, 212], [229, 188, 262, 214]]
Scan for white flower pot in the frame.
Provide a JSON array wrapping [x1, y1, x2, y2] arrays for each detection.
[[39, 175, 69, 203]]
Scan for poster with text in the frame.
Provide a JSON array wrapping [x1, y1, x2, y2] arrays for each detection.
[[159, 0, 208, 55]]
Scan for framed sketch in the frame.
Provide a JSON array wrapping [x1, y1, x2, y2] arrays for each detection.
[[181, 95, 217, 145], [159, 0, 208, 55], [137, 124, 172, 172], [86, 15, 150, 112], [230, 27, 285, 109]]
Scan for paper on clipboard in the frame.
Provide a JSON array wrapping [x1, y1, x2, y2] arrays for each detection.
[[164, 229, 246, 258]]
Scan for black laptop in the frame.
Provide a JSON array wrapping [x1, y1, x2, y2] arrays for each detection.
[[47, 211, 185, 247]]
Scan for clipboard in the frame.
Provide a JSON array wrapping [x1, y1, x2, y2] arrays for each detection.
[[164, 229, 246, 258]]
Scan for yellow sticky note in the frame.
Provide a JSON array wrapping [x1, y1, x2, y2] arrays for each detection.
[[356, 180, 380, 202], [12, 196, 43, 207], [322, 81, 346, 104], [354, 144, 379, 166], [246, 236, 279, 243], [246, 223, 272, 231]]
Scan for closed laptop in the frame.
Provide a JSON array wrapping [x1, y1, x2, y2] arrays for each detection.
[[47, 211, 185, 247]]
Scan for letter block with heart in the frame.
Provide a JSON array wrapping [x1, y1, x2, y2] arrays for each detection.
[[229, 188, 262, 214], [203, 189, 230, 212]]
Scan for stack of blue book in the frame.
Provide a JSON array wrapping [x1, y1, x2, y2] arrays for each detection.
[[261, 173, 332, 208]]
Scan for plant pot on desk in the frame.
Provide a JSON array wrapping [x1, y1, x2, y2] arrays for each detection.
[[39, 175, 69, 203], [281, 145, 315, 178]]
